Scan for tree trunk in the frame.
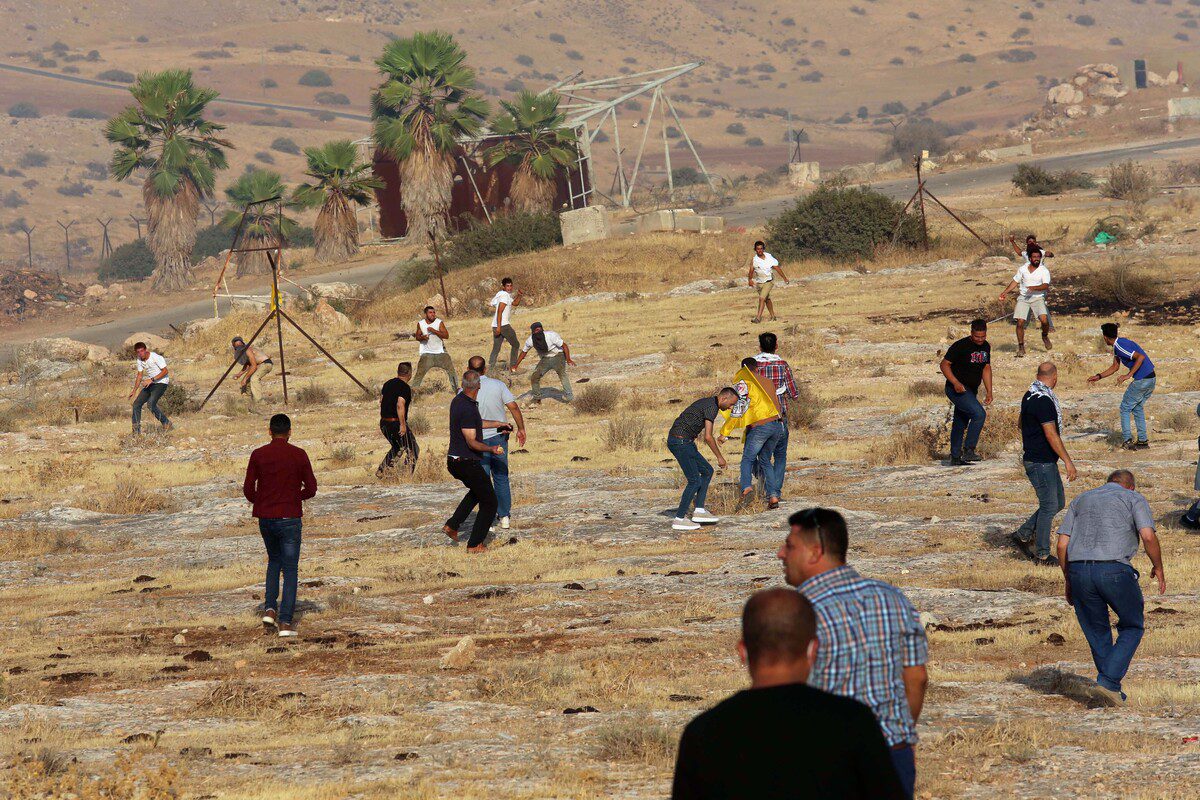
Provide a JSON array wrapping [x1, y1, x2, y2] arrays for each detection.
[[510, 167, 556, 213], [314, 194, 359, 263], [145, 177, 200, 292], [399, 146, 453, 243], [235, 233, 273, 278]]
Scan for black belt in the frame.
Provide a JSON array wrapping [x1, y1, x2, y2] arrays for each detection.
[[1137, 371, 1155, 380], [1072, 559, 1122, 564]]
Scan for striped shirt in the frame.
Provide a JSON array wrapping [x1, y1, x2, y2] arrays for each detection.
[[799, 565, 928, 747], [1113, 337, 1155, 380], [753, 354, 799, 415]]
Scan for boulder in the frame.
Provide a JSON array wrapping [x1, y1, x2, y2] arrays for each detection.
[[22, 337, 92, 362], [308, 282, 364, 300], [1091, 104, 1111, 117], [313, 298, 350, 328], [1090, 63, 1119, 78], [22, 289, 37, 300], [122, 332, 171, 351], [184, 317, 223, 337], [1072, 76, 1089, 86], [20, 359, 73, 382], [84, 284, 107, 299], [1065, 105, 1087, 119], [560, 205, 611, 246], [230, 298, 268, 312], [1167, 70, 1180, 85], [1090, 83, 1127, 100], [1047, 83, 1077, 105], [439, 635, 476, 670], [1146, 70, 1168, 88], [107, 283, 124, 296]]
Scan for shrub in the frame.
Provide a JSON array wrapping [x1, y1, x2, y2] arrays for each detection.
[[97, 69, 135, 83], [83, 161, 108, 180], [99, 238, 155, 281], [1101, 160, 1155, 203], [574, 384, 620, 415], [56, 181, 92, 196], [881, 100, 908, 115], [593, 721, 676, 766], [765, 185, 921, 260], [725, 122, 746, 135], [515, 54, 534, 67], [1083, 261, 1165, 308], [800, 70, 824, 83], [440, 212, 562, 273], [260, 77, 278, 89], [549, 33, 566, 43], [745, 136, 764, 147], [857, 106, 869, 119], [672, 166, 703, 186], [7, 102, 39, 118], [271, 137, 300, 154], [565, 49, 583, 61], [603, 418, 654, 451], [254, 151, 275, 164], [299, 69, 333, 86], [19, 151, 48, 168], [314, 91, 350, 106], [887, 119, 951, 157], [295, 383, 332, 406], [1167, 161, 1200, 183], [908, 379, 943, 398], [157, 383, 192, 415], [1012, 163, 1095, 196], [787, 384, 822, 429], [2, 191, 26, 208], [1074, 14, 1096, 25], [191, 224, 232, 261], [67, 107, 106, 119], [998, 49, 1036, 62]]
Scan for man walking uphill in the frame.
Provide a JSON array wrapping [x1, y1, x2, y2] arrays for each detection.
[[667, 388, 738, 531], [243, 414, 317, 638], [1014, 362, 1076, 565], [488, 277, 522, 371], [511, 322, 575, 403], [443, 370, 504, 553], [129, 341, 173, 434], [377, 361, 418, 476], [1057, 470, 1165, 706], [1088, 322, 1156, 450], [411, 306, 457, 391], [940, 319, 993, 466]]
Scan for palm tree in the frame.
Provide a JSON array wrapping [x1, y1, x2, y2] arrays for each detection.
[[105, 70, 231, 291], [220, 169, 298, 277], [293, 140, 383, 263], [371, 31, 488, 242], [485, 90, 577, 212]]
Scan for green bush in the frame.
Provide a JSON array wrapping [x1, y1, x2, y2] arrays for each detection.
[[887, 119, 951, 157], [270, 137, 300, 154], [298, 69, 332, 87], [442, 212, 561, 272], [19, 151, 48, 168], [765, 185, 921, 260], [725, 122, 746, 135], [8, 102, 40, 118], [99, 239, 156, 282], [158, 383, 192, 415], [1101, 160, 1155, 203], [192, 224, 232, 261], [671, 166, 703, 186], [314, 91, 350, 106], [97, 69, 135, 83], [1012, 164, 1063, 196]]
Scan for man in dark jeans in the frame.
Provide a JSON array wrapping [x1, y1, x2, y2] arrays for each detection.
[[243, 413, 317, 638], [940, 319, 992, 466], [377, 361, 419, 476], [672, 588, 905, 800], [1056, 470, 1165, 706], [443, 370, 505, 553], [667, 388, 738, 531], [1014, 362, 1077, 565], [128, 341, 173, 434]]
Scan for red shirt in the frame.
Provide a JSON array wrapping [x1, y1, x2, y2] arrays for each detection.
[[243, 438, 317, 519]]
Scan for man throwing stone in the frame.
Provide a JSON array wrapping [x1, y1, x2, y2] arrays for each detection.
[[1014, 362, 1076, 565], [488, 277, 522, 371], [940, 319, 992, 466], [411, 306, 457, 392], [231, 336, 274, 403], [667, 388, 738, 531], [748, 240, 789, 324], [468, 355, 526, 531], [129, 341, 173, 434], [999, 248, 1052, 357], [511, 322, 575, 403], [1088, 322, 1156, 450]]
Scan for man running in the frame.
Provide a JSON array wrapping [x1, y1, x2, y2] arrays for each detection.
[[511, 322, 575, 403], [443, 370, 504, 553], [411, 305, 457, 391], [469, 355, 526, 531], [940, 319, 993, 466], [377, 361, 418, 476], [748, 240, 789, 324], [1088, 323, 1155, 450], [488, 277, 522, 371], [231, 336, 274, 403], [667, 387, 738, 531], [1014, 362, 1076, 565], [129, 341, 173, 434], [998, 248, 1052, 357]]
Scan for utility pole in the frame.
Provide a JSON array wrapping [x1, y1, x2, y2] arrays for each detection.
[[17, 223, 34, 268], [97, 218, 113, 261], [57, 219, 76, 273]]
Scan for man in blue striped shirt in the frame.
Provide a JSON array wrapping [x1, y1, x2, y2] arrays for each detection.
[[778, 508, 929, 799], [1088, 323, 1156, 449]]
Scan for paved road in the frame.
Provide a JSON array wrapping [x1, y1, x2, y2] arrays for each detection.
[[719, 135, 1200, 226]]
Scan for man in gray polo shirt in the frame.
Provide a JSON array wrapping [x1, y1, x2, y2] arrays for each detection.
[[467, 355, 526, 531], [1056, 469, 1166, 706]]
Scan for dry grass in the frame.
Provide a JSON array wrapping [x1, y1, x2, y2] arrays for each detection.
[[573, 384, 620, 415], [0, 528, 99, 560], [604, 418, 655, 451], [591, 720, 677, 767], [1082, 260, 1167, 308], [786, 384, 822, 429], [867, 425, 938, 466], [84, 478, 179, 515], [907, 379, 944, 398]]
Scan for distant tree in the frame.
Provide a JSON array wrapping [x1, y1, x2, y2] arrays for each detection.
[[881, 100, 908, 115], [485, 90, 577, 212], [856, 106, 869, 119], [293, 139, 383, 262], [299, 69, 333, 87], [314, 91, 350, 105], [515, 54, 534, 67], [957, 53, 977, 63], [745, 136, 764, 147], [221, 169, 297, 277], [548, 33, 566, 43], [767, 186, 921, 259], [97, 69, 135, 83], [1074, 14, 1096, 26], [260, 78, 278, 89], [271, 137, 301, 155], [672, 166, 703, 186], [725, 122, 746, 135], [887, 119, 952, 158], [7, 102, 39, 118]]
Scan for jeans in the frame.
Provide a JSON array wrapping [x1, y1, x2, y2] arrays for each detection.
[[446, 457, 498, 547], [531, 353, 573, 401], [489, 325, 520, 371], [379, 419, 419, 472], [740, 419, 786, 498], [1017, 461, 1064, 558], [412, 352, 457, 391], [260, 517, 302, 624], [944, 384, 986, 457], [1068, 561, 1144, 693], [889, 745, 916, 800], [132, 383, 170, 432], [668, 437, 713, 519], [1119, 376, 1156, 441], [481, 433, 511, 518]]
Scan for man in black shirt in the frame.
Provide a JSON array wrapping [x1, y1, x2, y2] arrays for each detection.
[[443, 370, 504, 553], [672, 588, 905, 800], [1014, 362, 1077, 565], [940, 319, 993, 466], [667, 388, 738, 531], [377, 362, 418, 477]]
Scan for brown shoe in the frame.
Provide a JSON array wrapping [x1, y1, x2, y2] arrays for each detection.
[[1042, 335, 1053, 351], [277, 623, 298, 638], [443, 525, 459, 543], [262, 608, 278, 629], [466, 544, 488, 554], [767, 498, 780, 510]]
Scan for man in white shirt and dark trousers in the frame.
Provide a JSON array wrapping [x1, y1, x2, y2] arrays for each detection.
[[748, 240, 789, 324], [511, 322, 576, 403], [411, 305, 457, 391], [129, 341, 173, 434], [488, 277, 521, 372], [468, 355, 527, 530], [999, 248, 1052, 358]]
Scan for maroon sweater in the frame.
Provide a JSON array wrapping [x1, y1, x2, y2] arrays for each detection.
[[243, 438, 317, 518]]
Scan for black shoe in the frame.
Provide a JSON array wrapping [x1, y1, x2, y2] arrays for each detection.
[[962, 450, 982, 463], [1120, 439, 1137, 450], [1011, 532, 1034, 558], [1035, 555, 1060, 567], [1180, 515, 1200, 531], [1134, 440, 1150, 449], [949, 455, 967, 466]]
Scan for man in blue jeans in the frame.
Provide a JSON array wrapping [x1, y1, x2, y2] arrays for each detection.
[[939, 319, 992, 466], [1056, 470, 1165, 706], [667, 388, 738, 531], [468, 356, 527, 531], [243, 413, 317, 638], [752, 333, 799, 509], [1013, 362, 1077, 565], [128, 341, 173, 434], [1088, 322, 1156, 450]]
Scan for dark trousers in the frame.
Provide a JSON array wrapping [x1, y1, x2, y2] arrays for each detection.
[[446, 457, 498, 547], [1069, 561, 1144, 694], [379, 419, 419, 472], [944, 384, 986, 457], [668, 436, 713, 519], [1017, 460, 1064, 558], [260, 517, 302, 624], [132, 383, 170, 432], [489, 324, 520, 370], [890, 746, 916, 800]]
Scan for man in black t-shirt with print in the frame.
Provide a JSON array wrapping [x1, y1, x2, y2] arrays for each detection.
[[377, 362, 418, 477], [940, 319, 993, 466], [443, 370, 504, 553], [1014, 362, 1077, 565]]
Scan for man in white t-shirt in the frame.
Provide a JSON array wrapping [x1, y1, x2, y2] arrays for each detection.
[[468, 355, 527, 530], [488, 276, 522, 372], [511, 322, 576, 403], [999, 249, 1052, 357], [748, 240, 789, 324], [128, 341, 173, 434], [411, 305, 457, 391]]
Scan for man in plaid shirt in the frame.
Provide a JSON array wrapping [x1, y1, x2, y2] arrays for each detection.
[[753, 332, 799, 509], [778, 508, 929, 799]]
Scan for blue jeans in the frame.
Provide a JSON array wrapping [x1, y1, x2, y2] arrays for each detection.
[[1068, 561, 1144, 693], [1018, 461, 1064, 558], [945, 384, 986, 457], [668, 437, 713, 519], [740, 420, 785, 497], [1119, 376, 1155, 441], [890, 745, 916, 800], [260, 517, 302, 624], [481, 433, 511, 518], [132, 383, 170, 432]]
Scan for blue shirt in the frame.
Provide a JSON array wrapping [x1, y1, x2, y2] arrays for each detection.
[[798, 565, 928, 747], [1113, 337, 1154, 379]]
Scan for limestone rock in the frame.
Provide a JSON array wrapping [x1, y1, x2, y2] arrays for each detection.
[[313, 298, 351, 328], [123, 332, 171, 351], [309, 282, 363, 301], [22, 337, 92, 362], [1047, 83, 1076, 105], [19, 359, 73, 382], [22, 289, 37, 300], [173, 633, 186, 645], [1146, 70, 1168, 88], [1072, 75, 1088, 86], [439, 635, 476, 670], [184, 317, 222, 337], [1090, 63, 1119, 78], [86, 345, 111, 363], [1065, 105, 1087, 119], [84, 284, 107, 299], [1090, 83, 1127, 100]]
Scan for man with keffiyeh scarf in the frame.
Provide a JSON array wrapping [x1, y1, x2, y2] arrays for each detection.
[[1013, 362, 1078, 565]]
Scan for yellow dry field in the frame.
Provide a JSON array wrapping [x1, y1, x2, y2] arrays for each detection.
[[3, 197, 1200, 798]]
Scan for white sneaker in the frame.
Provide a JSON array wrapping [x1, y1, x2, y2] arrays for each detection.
[[692, 508, 720, 524], [277, 624, 298, 638], [500, 516, 510, 529], [672, 517, 702, 531]]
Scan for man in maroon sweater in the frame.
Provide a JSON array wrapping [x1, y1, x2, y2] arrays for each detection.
[[243, 413, 317, 637]]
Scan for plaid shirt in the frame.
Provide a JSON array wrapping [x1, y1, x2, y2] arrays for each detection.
[[753, 355, 799, 415], [799, 565, 928, 747]]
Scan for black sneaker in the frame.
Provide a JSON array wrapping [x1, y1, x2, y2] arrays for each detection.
[[949, 455, 967, 466], [1180, 515, 1200, 531], [1011, 532, 1034, 558], [1134, 440, 1150, 449], [1120, 439, 1137, 450], [1035, 555, 1061, 567], [962, 450, 982, 463]]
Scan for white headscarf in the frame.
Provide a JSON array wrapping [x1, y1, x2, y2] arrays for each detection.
[[1027, 379, 1063, 429]]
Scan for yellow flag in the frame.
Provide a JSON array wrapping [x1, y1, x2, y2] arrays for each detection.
[[720, 366, 781, 437]]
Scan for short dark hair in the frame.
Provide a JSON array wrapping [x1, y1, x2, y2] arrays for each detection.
[[753, 240, 765, 249], [1101, 322, 1119, 339], [467, 355, 486, 372], [718, 386, 739, 402], [788, 507, 849, 562], [133, 341, 147, 350], [501, 277, 513, 285], [1028, 246, 1043, 257], [758, 332, 777, 353], [741, 357, 758, 370], [1026, 234, 1037, 241], [970, 318, 987, 332], [423, 305, 435, 313], [397, 361, 412, 377], [1107, 469, 1135, 488], [269, 413, 291, 436], [742, 588, 817, 667]]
